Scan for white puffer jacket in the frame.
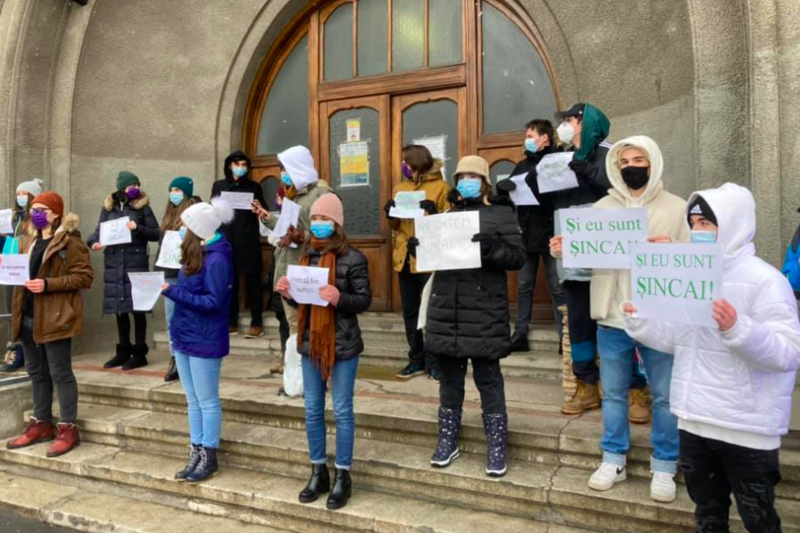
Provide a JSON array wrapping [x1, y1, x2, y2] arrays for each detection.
[[625, 183, 800, 441]]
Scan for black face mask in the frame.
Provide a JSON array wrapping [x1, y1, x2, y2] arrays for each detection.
[[621, 166, 650, 191]]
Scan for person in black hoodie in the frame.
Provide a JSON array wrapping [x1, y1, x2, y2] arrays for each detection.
[[211, 151, 267, 338]]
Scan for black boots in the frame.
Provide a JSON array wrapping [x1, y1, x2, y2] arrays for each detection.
[[431, 407, 462, 468], [326, 468, 352, 510], [174, 444, 201, 481], [298, 463, 331, 503], [123, 344, 149, 371], [104, 343, 132, 368], [483, 413, 508, 477], [509, 332, 530, 353], [186, 446, 218, 483], [164, 356, 179, 382]]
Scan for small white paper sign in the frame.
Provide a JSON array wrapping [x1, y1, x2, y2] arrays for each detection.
[[287, 265, 330, 307], [259, 220, 272, 237], [0, 209, 13, 234], [537, 152, 579, 194], [560, 208, 648, 270], [220, 191, 254, 210], [509, 174, 539, 206], [0, 254, 29, 285], [273, 198, 302, 239], [129, 271, 165, 311], [415, 211, 482, 272], [390, 191, 426, 219], [99, 217, 132, 246], [631, 243, 723, 327], [155, 231, 182, 270]]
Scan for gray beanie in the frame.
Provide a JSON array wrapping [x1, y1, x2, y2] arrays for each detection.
[[17, 179, 44, 197]]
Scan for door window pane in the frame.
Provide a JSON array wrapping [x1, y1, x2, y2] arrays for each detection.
[[257, 35, 309, 155], [402, 99, 458, 184], [392, 0, 424, 72], [358, 0, 388, 77], [489, 160, 516, 189], [482, 3, 556, 134], [324, 3, 354, 81], [260, 176, 281, 212], [429, 0, 462, 67], [328, 108, 381, 236]]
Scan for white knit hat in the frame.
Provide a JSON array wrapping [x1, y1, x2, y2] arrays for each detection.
[[181, 197, 235, 240], [17, 179, 44, 197]]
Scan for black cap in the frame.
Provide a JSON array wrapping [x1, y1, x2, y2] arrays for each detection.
[[688, 195, 718, 226], [555, 103, 585, 122]]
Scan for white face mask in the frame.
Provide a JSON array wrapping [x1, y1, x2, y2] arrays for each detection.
[[557, 122, 575, 144]]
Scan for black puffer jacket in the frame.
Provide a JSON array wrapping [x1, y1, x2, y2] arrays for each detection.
[[297, 245, 373, 361], [550, 143, 613, 210], [425, 196, 526, 360], [511, 144, 564, 252]]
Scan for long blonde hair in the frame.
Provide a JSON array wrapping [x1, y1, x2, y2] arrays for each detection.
[[161, 195, 195, 232], [180, 230, 204, 276]]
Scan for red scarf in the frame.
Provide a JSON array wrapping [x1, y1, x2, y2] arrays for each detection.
[[296, 238, 337, 380]]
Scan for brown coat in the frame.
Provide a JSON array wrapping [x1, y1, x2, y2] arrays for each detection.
[[12, 213, 94, 344]]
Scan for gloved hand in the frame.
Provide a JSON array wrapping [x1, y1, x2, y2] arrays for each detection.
[[568, 159, 590, 179], [407, 237, 420, 258], [524, 168, 538, 191], [471, 233, 496, 256], [419, 200, 438, 215], [495, 179, 516, 197], [279, 226, 305, 248], [384, 199, 396, 219]]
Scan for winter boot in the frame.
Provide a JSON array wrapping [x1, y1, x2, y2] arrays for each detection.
[[561, 380, 601, 415], [430, 407, 461, 468], [175, 444, 202, 481], [46, 423, 80, 457], [103, 343, 132, 369], [326, 468, 352, 510], [7, 418, 55, 449], [299, 463, 331, 503], [164, 356, 179, 382], [628, 387, 652, 424], [0, 343, 24, 372], [483, 413, 508, 477], [509, 332, 529, 353], [186, 446, 218, 483], [123, 344, 149, 371]]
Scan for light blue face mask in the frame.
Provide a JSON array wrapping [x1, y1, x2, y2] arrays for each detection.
[[456, 179, 482, 199], [281, 172, 293, 188], [691, 231, 717, 244], [524, 138, 539, 153], [231, 166, 247, 178], [179, 226, 187, 240], [169, 192, 184, 206], [16, 195, 27, 209], [310, 220, 335, 240]]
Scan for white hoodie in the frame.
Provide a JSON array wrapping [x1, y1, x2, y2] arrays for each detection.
[[277, 146, 319, 192], [625, 183, 800, 448]]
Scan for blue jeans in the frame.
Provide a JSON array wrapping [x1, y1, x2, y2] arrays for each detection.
[[301, 355, 359, 470], [164, 277, 178, 357], [175, 351, 223, 448], [598, 326, 678, 474]]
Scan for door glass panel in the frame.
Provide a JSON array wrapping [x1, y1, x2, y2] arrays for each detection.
[[328, 108, 381, 236], [358, 0, 388, 77], [482, 2, 557, 134], [392, 0, 424, 72], [402, 99, 458, 184], [324, 3, 354, 81], [489, 160, 516, 189], [260, 176, 281, 212], [258, 35, 309, 155], [429, 0, 462, 67]]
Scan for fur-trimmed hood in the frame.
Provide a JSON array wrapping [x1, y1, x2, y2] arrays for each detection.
[[103, 191, 150, 212], [58, 212, 80, 235]]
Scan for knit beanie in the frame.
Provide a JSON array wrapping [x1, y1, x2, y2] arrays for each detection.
[[181, 197, 235, 240], [170, 176, 194, 198], [310, 193, 344, 228], [17, 178, 44, 197], [32, 191, 64, 217], [687, 195, 718, 226], [117, 171, 140, 191]]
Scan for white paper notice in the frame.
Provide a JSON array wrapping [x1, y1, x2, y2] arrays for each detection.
[[630, 243, 723, 328], [99, 217, 132, 246], [537, 152, 579, 194], [0, 254, 29, 285], [220, 191, 254, 210], [508, 174, 539, 206], [346, 119, 360, 142], [155, 231, 183, 270], [0, 209, 13, 234], [390, 191, 426, 219], [129, 271, 165, 312], [287, 265, 330, 307], [415, 211, 482, 272], [560, 208, 648, 270], [273, 199, 301, 239]]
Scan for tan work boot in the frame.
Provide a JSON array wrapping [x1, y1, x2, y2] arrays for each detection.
[[628, 388, 652, 424], [561, 381, 601, 415], [245, 326, 264, 339], [270, 362, 284, 375]]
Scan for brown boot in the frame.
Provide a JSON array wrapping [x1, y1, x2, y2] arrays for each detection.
[[270, 361, 284, 375], [628, 388, 652, 424], [245, 326, 265, 339], [46, 423, 81, 457], [6, 418, 55, 450], [561, 381, 601, 415]]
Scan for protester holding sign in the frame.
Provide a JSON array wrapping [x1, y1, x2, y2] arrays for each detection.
[[6, 191, 93, 458], [87, 171, 160, 371], [275, 194, 372, 510], [383, 145, 450, 382], [416, 156, 525, 478]]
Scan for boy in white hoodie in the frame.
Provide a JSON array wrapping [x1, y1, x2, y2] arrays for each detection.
[[624, 183, 800, 531]]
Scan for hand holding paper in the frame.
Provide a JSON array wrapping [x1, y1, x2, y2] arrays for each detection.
[[129, 272, 165, 311], [712, 299, 737, 332], [287, 265, 330, 306], [24, 279, 45, 293], [99, 217, 132, 247], [319, 285, 341, 307]]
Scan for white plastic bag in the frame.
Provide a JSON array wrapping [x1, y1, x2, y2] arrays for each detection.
[[417, 273, 435, 330], [283, 334, 304, 397]]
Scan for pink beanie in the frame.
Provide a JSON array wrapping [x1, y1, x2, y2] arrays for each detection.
[[310, 193, 344, 227]]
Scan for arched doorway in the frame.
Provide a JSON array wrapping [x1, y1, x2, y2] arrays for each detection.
[[245, 0, 560, 312]]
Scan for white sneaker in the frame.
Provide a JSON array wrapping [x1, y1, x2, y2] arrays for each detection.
[[588, 462, 627, 491], [650, 471, 677, 503]]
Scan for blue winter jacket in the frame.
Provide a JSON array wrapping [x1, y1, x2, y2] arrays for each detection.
[[165, 235, 234, 359]]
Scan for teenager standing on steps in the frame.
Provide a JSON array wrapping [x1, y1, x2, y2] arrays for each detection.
[[164, 198, 234, 484], [275, 194, 372, 510]]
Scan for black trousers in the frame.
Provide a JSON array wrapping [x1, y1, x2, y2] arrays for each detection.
[[439, 356, 506, 415], [116, 312, 147, 345], [398, 260, 436, 370], [680, 430, 782, 533], [229, 273, 264, 328], [563, 280, 599, 384]]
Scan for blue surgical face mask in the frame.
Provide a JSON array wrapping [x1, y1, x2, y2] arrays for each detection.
[[231, 166, 247, 178], [179, 226, 187, 240], [16, 195, 27, 209], [456, 178, 482, 199], [310, 220, 335, 240], [169, 192, 184, 206], [281, 172, 293, 188], [691, 230, 717, 244], [524, 138, 539, 153]]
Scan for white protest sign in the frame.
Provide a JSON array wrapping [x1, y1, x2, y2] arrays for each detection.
[[537, 152, 579, 194], [220, 191, 254, 210], [630, 243, 722, 328], [129, 271, 165, 312], [155, 231, 182, 270], [99, 217, 132, 246], [273, 199, 301, 239], [390, 191, 426, 219], [560, 208, 648, 269], [415, 211, 481, 272], [0, 254, 29, 285], [0, 209, 13, 234], [287, 265, 330, 307], [508, 174, 539, 206]]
